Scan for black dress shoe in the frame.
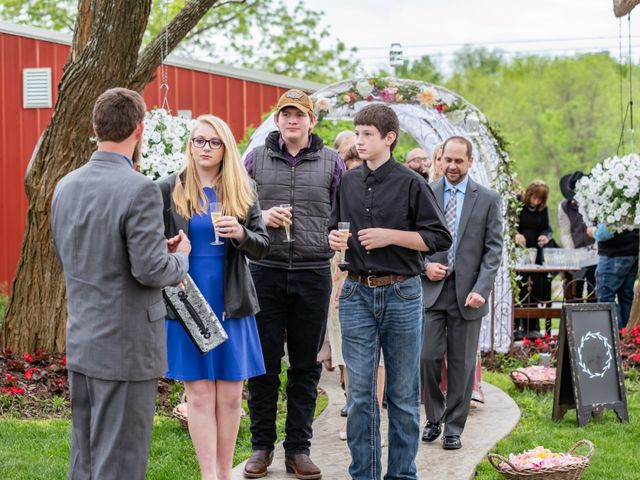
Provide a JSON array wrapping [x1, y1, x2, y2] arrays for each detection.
[[442, 435, 462, 450], [421, 421, 441, 443], [340, 404, 348, 417]]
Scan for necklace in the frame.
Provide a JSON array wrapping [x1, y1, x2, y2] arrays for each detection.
[[526, 205, 537, 212]]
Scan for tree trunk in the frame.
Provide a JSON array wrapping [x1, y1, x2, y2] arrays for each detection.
[[627, 249, 640, 329], [3, 0, 229, 352], [629, 283, 640, 329]]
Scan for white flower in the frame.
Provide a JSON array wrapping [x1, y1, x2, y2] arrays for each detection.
[[355, 80, 373, 98], [141, 108, 195, 180], [575, 153, 640, 228]]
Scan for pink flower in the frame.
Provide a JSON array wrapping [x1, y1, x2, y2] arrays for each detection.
[[61, 356, 67, 367], [620, 327, 627, 336], [23, 353, 33, 362], [25, 369, 33, 380], [5, 373, 12, 380], [435, 104, 446, 113], [522, 337, 531, 346], [9, 387, 24, 395], [379, 87, 397, 103], [534, 338, 542, 345], [631, 353, 640, 362]]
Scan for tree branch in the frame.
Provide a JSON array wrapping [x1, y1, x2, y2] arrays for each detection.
[[613, 0, 640, 17], [129, 0, 246, 91], [70, 0, 92, 62]]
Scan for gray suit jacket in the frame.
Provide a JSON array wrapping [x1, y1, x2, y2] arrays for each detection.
[[51, 151, 189, 381], [422, 176, 503, 320]]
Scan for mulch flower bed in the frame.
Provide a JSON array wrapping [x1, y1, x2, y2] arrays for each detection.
[[483, 327, 640, 374], [0, 349, 181, 419]]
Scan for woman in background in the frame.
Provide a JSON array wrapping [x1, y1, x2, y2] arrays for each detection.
[[429, 143, 445, 181], [515, 179, 553, 340], [158, 115, 269, 480]]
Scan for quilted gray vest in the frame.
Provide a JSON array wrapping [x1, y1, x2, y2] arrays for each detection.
[[251, 141, 337, 269]]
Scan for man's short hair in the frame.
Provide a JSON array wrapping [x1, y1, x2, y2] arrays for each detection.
[[92, 88, 146, 142], [354, 104, 400, 151], [442, 136, 473, 158], [343, 145, 360, 163]]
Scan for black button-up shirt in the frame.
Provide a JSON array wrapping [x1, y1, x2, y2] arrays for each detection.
[[329, 157, 452, 276]]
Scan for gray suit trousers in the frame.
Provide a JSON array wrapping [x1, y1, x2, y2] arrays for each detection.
[[68, 371, 158, 480], [421, 275, 482, 437]]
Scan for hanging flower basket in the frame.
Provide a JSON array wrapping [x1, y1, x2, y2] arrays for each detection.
[[574, 154, 640, 230], [138, 108, 196, 180]]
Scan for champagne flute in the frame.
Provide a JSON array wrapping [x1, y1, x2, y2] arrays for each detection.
[[337, 222, 350, 265], [280, 204, 294, 242], [210, 202, 224, 245]]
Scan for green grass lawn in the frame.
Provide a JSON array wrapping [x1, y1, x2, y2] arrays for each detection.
[[0, 395, 328, 479], [476, 371, 640, 479]]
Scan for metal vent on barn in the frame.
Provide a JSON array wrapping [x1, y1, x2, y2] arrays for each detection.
[[23, 68, 52, 109]]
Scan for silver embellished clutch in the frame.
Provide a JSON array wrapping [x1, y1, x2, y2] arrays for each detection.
[[163, 275, 228, 354]]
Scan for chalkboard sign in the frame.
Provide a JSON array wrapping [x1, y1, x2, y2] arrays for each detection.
[[552, 303, 629, 427]]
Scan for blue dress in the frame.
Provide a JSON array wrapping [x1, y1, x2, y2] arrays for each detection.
[[166, 188, 266, 381]]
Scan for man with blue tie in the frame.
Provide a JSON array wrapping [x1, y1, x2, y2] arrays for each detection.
[[420, 136, 503, 450]]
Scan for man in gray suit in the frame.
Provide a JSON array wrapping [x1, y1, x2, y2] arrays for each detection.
[[51, 88, 190, 480], [420, 136, 503, 450]]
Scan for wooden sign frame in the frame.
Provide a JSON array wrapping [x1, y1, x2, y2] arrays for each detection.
[[552, 303, 629, 427]]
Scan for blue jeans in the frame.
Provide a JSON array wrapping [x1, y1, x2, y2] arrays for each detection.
[[340, 276, 423, 480], [596, 255, 638, 328]]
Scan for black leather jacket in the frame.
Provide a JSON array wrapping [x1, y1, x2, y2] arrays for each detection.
[[157, 172, 269, 318]]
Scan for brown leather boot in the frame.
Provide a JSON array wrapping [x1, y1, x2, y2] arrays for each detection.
[[284, 453, 322, 480], [243, 450, 274, 478]]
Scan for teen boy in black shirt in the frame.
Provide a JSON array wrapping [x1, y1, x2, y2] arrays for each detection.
[[328, 104, 451, 480]]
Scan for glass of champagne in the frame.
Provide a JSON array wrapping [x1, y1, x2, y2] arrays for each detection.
[[210, 202, 224, 245], [338, 222, 350, 265], [280, 204, 293, 242]]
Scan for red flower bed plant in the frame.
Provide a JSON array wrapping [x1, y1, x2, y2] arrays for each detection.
[[0, 349, 181, 419]]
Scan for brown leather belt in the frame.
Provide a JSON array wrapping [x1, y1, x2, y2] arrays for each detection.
[[347, 272, 409, 288]]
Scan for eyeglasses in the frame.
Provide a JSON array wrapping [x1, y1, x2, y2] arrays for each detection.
[[192, 137, 224, 150], [408, 157, 428, 163]]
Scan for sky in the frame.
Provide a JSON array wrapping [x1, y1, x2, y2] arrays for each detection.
[[280, 0, 639, 74]]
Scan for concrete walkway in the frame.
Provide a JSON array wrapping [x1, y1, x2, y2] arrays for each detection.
[[233, 369, 520, 479]]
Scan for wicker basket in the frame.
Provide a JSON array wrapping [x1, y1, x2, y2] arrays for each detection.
[[172, 393, 188, 429], [510, 368, 555, 395], [487, 439, 594, 480]]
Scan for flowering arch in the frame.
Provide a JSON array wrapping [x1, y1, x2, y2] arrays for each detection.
[[245, 77, 517, 352]]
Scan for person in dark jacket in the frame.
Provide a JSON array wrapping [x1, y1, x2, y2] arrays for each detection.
[[558, 171, 596, 301], [243, 89, 345, 480], [514, 180, 553, 339], [592, 224, 639, 329], [157, 114, 269, 480]]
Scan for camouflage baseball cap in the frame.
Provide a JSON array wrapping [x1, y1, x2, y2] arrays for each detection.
[[275, 89, 314, 115]]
